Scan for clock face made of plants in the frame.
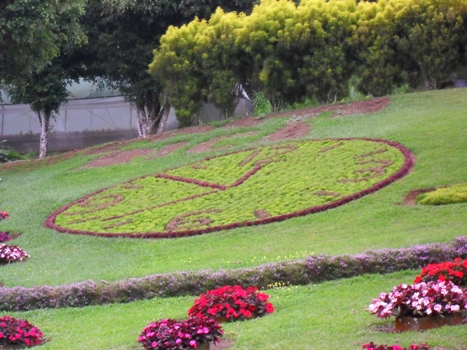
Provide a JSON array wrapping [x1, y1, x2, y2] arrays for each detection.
[[46, 139, 413, 238]]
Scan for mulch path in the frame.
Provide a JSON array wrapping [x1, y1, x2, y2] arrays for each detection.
[[187, 132, 258, 153], [263, 121, 311, 142], [403, 188, 436, 206], [2, 97, 391, 171]]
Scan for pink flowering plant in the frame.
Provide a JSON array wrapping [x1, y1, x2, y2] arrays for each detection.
[[0, 232, 10, 243], [0, 315, 43, 347], [138, 316, 223, 350], [414, 258, 467, 286], [0, 212, 11, 242], [188, 285, 274, 322], [0, 244, 30, 264], [369, 280, 467, 319], [362, 342, 430, 350]]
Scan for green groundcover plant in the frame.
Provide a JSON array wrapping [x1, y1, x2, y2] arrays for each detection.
[[0, 315, 43, 347], [188, 285, 274, 321], [138, 316, 223, 350], [47, 138, 412, 238], [416, 183, 467, 205]]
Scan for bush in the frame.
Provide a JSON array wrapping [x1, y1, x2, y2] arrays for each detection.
[[0, 237, 465, 311], [416, 183, 467, 205], [0, 141, 23, 163]]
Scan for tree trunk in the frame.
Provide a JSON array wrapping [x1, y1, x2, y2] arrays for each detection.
[[136, 104, 149, 138], [38, 111, 51, 158], [156, 102, 171, 134]]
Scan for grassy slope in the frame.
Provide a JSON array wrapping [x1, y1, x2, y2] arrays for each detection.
[[1, 89, 466, 349]]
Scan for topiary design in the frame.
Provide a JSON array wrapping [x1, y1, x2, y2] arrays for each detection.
[[46, 138, 413, 238]]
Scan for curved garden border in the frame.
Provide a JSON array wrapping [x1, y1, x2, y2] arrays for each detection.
[[45, 138, 414, 239], [0, 237, 465, 311]]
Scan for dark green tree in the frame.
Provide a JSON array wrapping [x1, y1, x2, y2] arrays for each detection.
[[0, 0, 85, 85], [83, 0, 258, 136]]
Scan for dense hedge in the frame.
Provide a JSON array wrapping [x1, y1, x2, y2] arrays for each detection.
[[1, 237, 465, 311], [150, 0, 467, 121]]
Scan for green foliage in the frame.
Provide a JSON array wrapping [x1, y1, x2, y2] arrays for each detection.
[[417, 183, 467, 205], [294, 0, 359, 103], [85, 0, 258, 131], [0, 0, 86, 85], [355, 0, 408, 96], [252, 91, 273, 116], [236, 0, 301, 110], [394, 0, 467, 90], [355, 0, 467, 95], [0, 141, 23, 163]]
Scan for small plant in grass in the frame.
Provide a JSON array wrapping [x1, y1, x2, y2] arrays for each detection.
[[0, 212, 8, 221], [188, 285, 274, 322], [369, 280, 467, 319], [0, 232, 10, 243], [362, 342, 430, 350], [0, 244, 30, 264], [416, 183, 467, 205], [138, 316, 223, 350], [0, 315, 43, 347], [414, 258, 467, 286]]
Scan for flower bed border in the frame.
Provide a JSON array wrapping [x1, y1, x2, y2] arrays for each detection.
[[0, 237, 465, 312], [45, 137, 414, 239]]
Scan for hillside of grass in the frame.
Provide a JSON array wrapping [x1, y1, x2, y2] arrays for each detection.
[[0, 89, 466, 349]]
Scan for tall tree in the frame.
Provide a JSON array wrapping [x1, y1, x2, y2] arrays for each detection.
[[2, 0, 86, 158], [82, 0, 258, 137], [7, 62, 70, 158], [0, 0, 85, 85]]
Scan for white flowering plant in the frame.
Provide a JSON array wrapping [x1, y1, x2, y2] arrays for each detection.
[[369, 280, 467, 318], [0, 244, 30, 264]]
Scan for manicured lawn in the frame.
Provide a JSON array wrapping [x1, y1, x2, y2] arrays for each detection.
[[1, 89, 466, 349]]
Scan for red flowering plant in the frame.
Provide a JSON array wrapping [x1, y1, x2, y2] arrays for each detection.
[[414, 258, 467, 286], [0, 212, 8, 221], [362, 342, 430, 350], [188, 285, 274, 322], [138, 316, 223, 350], [369, 280, 467, 319], [0, 244, 30, 264], [0, 315, 43, 347]]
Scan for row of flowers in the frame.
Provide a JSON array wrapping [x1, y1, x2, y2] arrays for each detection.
[[1, 285, 273, 349], [139, 285, 274, 350], [1, 237, 466, 311]]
